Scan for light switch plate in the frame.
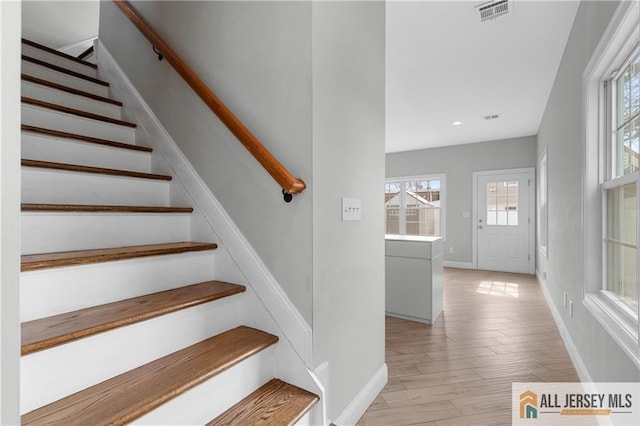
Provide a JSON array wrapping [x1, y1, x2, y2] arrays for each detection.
[[342, 197, 361, 221]]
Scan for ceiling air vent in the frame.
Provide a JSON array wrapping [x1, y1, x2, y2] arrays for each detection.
[[477, 0, 510, 22], [484, 114, 500, 120]]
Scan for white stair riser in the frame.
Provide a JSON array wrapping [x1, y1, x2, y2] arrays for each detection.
[[22, 80, 121, 119], [22, 132, 151, 172], [22, 168, 170, 205], [21, 213, 192, 255], [21, 252, 216, 321], [22, 104, 136, 144], [296, 410, 315, 426], [134, 347, 275, 425], [22, 44, 98, 78], [21, 296, 244, 414], [22, 60, 108, 97]]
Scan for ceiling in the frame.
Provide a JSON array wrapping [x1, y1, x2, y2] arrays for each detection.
[[21, 1, 579, 154], [386, 0, 580, 153]]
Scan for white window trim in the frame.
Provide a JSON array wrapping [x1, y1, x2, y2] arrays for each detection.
[[385, 174, 446, 240], [582, 0, 640, 368], [538, 147, 549, 259]]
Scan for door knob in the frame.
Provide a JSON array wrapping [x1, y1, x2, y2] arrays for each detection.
[[478, 225, 483, 229]]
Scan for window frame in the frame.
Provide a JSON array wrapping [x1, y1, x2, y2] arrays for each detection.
[[538, 147, 548, 259], [385, 174, 446, 240], [582, 0, 640, 367], [601, 171, 639, 317]]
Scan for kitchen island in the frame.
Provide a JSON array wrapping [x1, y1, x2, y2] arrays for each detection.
[[385, 234, 443, 324]]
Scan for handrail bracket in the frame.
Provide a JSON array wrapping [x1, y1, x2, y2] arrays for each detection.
[[152, 46, 163, 61]]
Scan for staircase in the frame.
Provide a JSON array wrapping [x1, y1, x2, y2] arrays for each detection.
[[20, 38, 319, 425]]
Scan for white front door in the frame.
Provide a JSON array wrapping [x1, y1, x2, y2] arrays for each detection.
[[475, 169, 533, 274]]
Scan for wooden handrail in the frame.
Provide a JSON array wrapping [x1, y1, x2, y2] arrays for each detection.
[[113, 0, 306, 198]]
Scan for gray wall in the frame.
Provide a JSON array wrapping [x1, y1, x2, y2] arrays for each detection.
[[537, 0, 640, 381], [100, 0, 315, 324], [311, 1, 386, 420], [23, 1, 99, 49], [386, 136, 537, 264], [99, 1, 386, 420]]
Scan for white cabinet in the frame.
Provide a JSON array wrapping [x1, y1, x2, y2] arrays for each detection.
[[385, 235, 443, 324]]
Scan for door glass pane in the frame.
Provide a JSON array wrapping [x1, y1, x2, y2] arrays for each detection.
[[496, 181, 508, 225], [487, 182, 498, 225], [487, 181, 518, 226], [507, 181, 519, 226], [606, 182, 638, 314]]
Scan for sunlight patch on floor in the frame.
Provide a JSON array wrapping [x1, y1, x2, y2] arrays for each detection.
[[476, 281, 520, 298]]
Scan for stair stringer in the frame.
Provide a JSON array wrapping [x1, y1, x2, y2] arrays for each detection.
[[95, 40, 326, 425]]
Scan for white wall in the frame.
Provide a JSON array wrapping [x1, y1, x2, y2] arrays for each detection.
[[386, 136, 537, 265], [0, 1, 21, 423], [311, 1, 386, 421], [537, 0, 640, 381], [22, 0, 99, 52], [99, 1, 386, 420], [99, 0, 314, 324]]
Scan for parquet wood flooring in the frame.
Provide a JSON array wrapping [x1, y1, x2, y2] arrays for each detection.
[[358, 268, 580, 426]]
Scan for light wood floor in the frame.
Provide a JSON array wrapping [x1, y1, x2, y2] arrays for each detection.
[[357, 268, 579, 426]]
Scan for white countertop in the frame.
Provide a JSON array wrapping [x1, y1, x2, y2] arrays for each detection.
[[385, 234, 443, 243]]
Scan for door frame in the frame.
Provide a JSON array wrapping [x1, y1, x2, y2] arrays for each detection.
[[472, 167, 535, 274]]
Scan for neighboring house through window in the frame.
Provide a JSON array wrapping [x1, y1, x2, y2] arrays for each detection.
[[583, 0, 640, 366], [385, 175, 446, 238]]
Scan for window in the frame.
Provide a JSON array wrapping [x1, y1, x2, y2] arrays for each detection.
[[486, 181, 519, 226], [604, 48, 640, 315], [385, 175, 445, 238], [538, 148, 548, 258], [583, 0, 640, 366]]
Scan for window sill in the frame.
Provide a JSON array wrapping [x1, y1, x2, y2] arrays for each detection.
[[584, 293, 640, 369]]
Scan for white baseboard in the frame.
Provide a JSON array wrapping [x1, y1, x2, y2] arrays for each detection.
[[536, 271, 593, 383], [443, 260, 474, 269], [385, 311, 433, 325], [95, 40, 313, 368], [333, 364, 387, 426]]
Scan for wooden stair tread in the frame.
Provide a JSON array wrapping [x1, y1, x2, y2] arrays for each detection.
[[21, 125, 152, 152], [22, 204, 193, 213], [22, 38, 98, 69], [22, 54, 107, 86], [208, 379, 319, 426], [21, 159, 171, 181], [22, 326, 279, 425], [22, 74, 123, 106], [21, 242, 218, 272], [22, 97, 136, 128], [22, 281, 246, 355]]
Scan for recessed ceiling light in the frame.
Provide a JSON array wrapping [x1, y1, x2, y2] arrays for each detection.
[[452, 121, 462, 126]]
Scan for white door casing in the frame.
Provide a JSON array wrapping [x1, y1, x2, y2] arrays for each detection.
[[472, 168, 535, 274]]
